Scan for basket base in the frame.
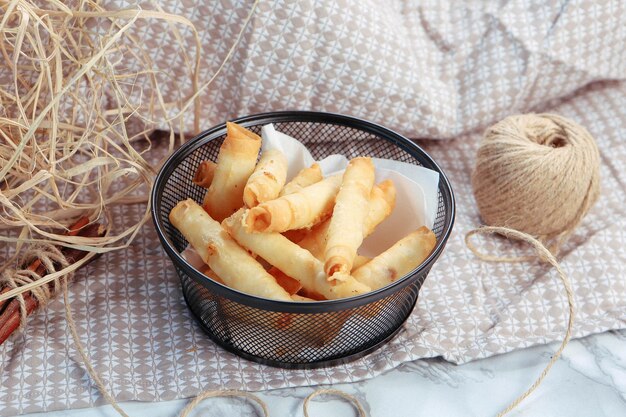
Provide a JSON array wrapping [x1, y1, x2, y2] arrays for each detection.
[[183, 291, 409, 370]]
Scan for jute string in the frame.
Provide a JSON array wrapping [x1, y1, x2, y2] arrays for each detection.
[[1, 244, 70, 331], [464, 113, 600, 416], [303, 389, 367, 417], [465, 227, 575, 417], [472, 113, 601, 253]]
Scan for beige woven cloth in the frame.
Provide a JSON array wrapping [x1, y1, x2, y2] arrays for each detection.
[[1, 0, 625, 414], [109, 0, 626, 139]]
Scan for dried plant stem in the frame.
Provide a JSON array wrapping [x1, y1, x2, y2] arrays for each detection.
[[0, 0, 258, 304]]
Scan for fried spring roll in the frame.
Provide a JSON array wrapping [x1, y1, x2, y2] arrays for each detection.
[[352, 226, 436, 291], [223, 210, 371, 299], [203, 122, 262, 221], [268, 266, 303, 295], [323, 157, 375, 279], [296, 288, 327, 301], [243, 148, 288, 208], [290, 294, 316, 302], [364, 179, 397, 232], [243, 174, 342, 233], [299, 179, 396, 259], [351, 255, 371, 271], [181, 246, 225, 284], [193, 160, 217, 188], [282, 228, 309, 243], [198, 265, 225, 285], [279, 163, 323, 196], [170, 199, 292, 301]]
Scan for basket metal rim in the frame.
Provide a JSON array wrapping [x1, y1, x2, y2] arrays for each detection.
[[151, 110, 455, 313]]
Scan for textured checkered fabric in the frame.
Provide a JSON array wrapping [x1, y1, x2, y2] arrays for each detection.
[[106, 0, 626, 138], [1, 0, 625, 414]]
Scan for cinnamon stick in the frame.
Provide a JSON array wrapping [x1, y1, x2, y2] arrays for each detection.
[[0, 288, 12, 314], [0, 216, 89, 314], [0, 218, 105, 345], [0, 294, 39, 344]]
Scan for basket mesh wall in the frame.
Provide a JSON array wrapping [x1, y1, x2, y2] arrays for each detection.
[[154, 115, 453, 368]]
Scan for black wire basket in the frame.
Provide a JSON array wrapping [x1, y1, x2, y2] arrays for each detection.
[[152, 111, 455, 369]]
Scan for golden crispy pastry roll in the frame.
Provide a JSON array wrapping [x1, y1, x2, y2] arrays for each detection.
[[243, 148, 288, 208], [169, 199, 292, 301], [279, 163, 323, 196], [282, 228, 309, 243], [296, 287, 327, 301], [323, 157, 375, 279], [351, 255, 371, 271], [290, 294, 316, 302], [198, 264, 226, 285], [243, 174, 342, 233], [298, 179, 396, 259], [223, 210, 371, 299], [363, 179, 396, 233], [352, 226, 436, 291], [202, 122, 262, 221], [268, 266, 303, 295], [193, 160, 217, 188]]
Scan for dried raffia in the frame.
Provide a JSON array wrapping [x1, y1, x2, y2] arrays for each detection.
[[0, 0, 213, 305]]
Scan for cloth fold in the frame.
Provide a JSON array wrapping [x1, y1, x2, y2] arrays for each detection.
[[109, 0, 625, 137]]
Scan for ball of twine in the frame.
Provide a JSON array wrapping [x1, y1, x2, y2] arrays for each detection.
[[467, 113, 601, 416], [472, 113, 601, 250]]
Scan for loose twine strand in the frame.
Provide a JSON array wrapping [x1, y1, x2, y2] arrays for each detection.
[[467, 113, 598, 415], [465, 226, 576, 417], [0, 244, 70, 331], [303, 389, 367, 417]]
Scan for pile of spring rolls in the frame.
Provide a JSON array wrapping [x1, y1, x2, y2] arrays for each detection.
[[170, 122, 437, 302]]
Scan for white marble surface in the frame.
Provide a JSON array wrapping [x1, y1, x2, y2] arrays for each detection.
[[22, 329, 626, 417]]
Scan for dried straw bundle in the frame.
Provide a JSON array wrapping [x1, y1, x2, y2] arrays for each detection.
[[0, 0, 249, 305]]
